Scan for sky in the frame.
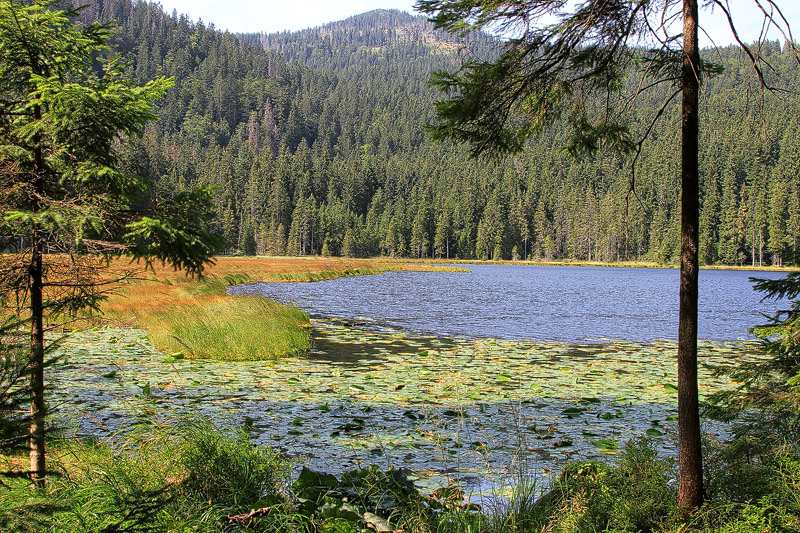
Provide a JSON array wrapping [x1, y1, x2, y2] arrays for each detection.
[[154, 1, 800, 47]]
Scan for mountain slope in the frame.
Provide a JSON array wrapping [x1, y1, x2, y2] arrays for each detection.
[[64, 0, 800, 265]]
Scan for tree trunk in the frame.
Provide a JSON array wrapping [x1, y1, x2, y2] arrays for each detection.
[[29, 96, 47, 484], [678, 0, 703, 514], [29, 227, 46, 485]]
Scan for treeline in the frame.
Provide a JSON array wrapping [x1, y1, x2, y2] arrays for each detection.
[[71, 0, 800, 266]]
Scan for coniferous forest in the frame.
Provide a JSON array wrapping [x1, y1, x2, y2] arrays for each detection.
[[70, 0, 800, 266]]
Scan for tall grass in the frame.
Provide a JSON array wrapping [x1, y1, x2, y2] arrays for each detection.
[[150, 294, 310, 360], [2, 425, 798, 532], [0, 419, 290, 532], [99, 256, 465, 360], [103, 274, 310, 360]]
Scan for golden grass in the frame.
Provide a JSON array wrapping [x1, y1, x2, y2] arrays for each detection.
[[100, 256, 466, 361]]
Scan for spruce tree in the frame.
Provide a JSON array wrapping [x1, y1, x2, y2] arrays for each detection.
[[0, 0, 220, 482]]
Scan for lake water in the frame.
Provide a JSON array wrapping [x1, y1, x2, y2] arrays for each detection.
[[230, 264, 786, 342], [54, 264, 785, 493]]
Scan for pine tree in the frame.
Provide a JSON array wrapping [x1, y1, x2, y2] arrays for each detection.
[[0, 0, 220, 482]]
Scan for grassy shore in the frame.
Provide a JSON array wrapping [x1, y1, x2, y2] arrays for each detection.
[[406, 256, 798, 271], [2, 421, 797, 533], [101, 256, 466, 360], [97, 254, 792, 360]]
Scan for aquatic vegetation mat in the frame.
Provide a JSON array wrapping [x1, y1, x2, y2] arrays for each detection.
[[49, 322, 760, 493]]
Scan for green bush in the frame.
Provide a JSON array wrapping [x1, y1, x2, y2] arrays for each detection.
[[0, 420, 290, 532], [528, 439, 676, 533], [178, 421, 289, 509]]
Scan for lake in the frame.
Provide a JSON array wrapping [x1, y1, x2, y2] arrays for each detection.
[[230, 264, 785, 342], [51, 264, 786, 494]]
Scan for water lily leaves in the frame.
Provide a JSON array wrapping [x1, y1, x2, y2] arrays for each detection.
[[342, 418, 365, 431], [646, 428, 665, 437], [101, 370, 116, 379], [664, 383, 678, 393], [592, 439, 619, 452], [49, 324, 757, 495]]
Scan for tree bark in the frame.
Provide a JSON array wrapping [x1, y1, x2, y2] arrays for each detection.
[[29, 227, 46, 485], [678, 0, 703, 514], [29, 96, 47, 485]]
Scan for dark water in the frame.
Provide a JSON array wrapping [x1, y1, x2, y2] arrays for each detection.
[[229, 264, 787, 342]]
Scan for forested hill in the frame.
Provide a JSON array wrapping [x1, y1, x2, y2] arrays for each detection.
[[71, 0, 799, 266]]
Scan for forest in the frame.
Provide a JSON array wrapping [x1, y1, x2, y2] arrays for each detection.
[[62, 0, 800, 266]]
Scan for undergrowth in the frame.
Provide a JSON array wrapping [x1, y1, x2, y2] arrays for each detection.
[[2, 427, 797, 532]]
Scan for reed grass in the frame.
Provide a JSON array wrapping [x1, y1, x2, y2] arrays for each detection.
[[99, 256, 466, 361], [103, 275, 309, 361], [150, 295, 310, 361]]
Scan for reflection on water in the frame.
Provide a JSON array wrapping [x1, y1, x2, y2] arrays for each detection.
[[230, 264, 785, 342]]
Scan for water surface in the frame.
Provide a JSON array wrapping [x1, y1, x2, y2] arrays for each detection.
[[231, 264, 785, 342]]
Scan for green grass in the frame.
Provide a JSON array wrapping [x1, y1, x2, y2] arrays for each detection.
[[104, 274, 311, 361], [150, 295, 311, 361], [0, 419, 290, 532], [2, 426, 798, 532], [264, 265, 468, 282], [269, 267, 396, 282]]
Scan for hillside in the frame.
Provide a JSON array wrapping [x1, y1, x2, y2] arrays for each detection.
[[68, 0, 800, 265]]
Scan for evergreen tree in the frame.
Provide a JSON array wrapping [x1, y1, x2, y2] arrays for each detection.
[[0, 0, 219, 482]]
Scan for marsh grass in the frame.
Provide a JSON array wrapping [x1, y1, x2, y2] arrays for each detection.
[[103, 271, 311, 361], [150, 294, 310, 361], [98, 256, 465, 360]]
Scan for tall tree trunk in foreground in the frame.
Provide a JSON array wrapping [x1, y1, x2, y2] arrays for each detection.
[[29, 227, 46, 486], [678, 0, 703, 513]]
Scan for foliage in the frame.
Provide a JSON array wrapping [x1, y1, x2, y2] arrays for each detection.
[[0, 419, 289, 532], [0, 0, 221, 480], [0, 422, 797, 532], [177, 421, 290, 509], [706, 250, 800, 431], [525, 439, 676, 533], [690, 446, 800, 533]]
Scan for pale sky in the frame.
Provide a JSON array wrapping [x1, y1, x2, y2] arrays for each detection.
[[154, 1, 800, 47]]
